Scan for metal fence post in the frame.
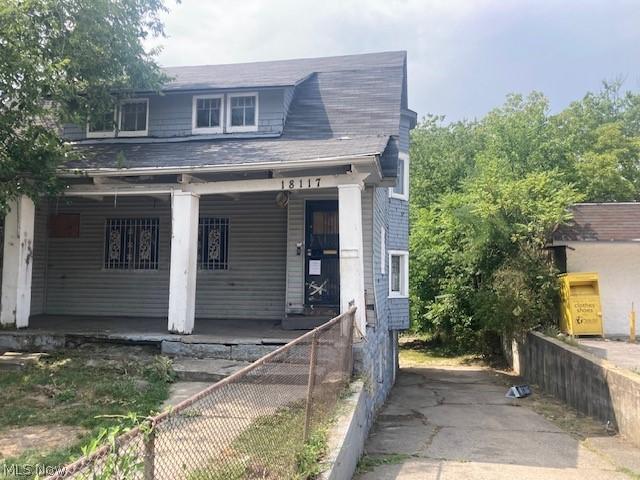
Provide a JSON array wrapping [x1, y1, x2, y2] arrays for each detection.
[[143, 425, 155, 480], [303, 331, 319, 442]]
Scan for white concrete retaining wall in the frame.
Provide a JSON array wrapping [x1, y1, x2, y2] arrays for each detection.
[[508, 332, 640, 448], [320, 380, 367, 480]]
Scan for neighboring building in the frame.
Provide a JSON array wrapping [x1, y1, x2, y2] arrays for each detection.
[[553, 202, 640, 336], [0, 51, 416, 409]]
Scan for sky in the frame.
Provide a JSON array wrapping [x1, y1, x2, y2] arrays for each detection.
[[149, 0, 640, 122]]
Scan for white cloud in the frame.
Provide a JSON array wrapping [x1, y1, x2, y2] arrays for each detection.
[[147, 0, 640, 121]]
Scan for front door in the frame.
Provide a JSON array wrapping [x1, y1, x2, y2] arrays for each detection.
[[305, 200, 339, 308]]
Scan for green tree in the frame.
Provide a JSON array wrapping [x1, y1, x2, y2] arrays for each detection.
[[0, 0, 170, 211], [410, 84, 640, 352]]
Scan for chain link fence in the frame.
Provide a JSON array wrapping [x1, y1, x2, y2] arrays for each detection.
[[46, 308, 355, 480]]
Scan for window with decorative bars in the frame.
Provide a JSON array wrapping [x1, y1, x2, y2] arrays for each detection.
[[104, 218, 159, 270], [198, 217, 229, 270]]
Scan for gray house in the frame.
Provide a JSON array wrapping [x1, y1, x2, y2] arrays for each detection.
[[0, 51, 415, 405]]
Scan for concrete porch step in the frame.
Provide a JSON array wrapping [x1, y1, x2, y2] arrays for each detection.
[[172, 358, 250, 382], [171, 357, 325, 385]]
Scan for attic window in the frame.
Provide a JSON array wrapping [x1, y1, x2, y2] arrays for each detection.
[[118, 98, 149, 137], [192, 94, 223, 134], [86, 109, 116, 138], [227, 93, 258, 132]]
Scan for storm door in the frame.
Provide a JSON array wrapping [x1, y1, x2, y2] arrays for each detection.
[[304, 200, 340, 307]]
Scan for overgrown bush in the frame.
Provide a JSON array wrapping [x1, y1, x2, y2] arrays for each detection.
[[410, 83, 640, 353]]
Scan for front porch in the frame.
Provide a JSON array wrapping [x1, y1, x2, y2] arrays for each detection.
[[0, 165, 374, 339], [0, 314, 303, 360]]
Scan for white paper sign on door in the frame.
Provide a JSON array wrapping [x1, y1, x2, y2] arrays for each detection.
[[309, 260, 321, 276]]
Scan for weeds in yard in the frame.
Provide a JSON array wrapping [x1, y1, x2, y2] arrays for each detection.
[[0, 350, 173, 480], [75, 416, 147, 480], [187, 399, 339, 480], [356, 454, 410, 474], [188, 403, 311, 480]]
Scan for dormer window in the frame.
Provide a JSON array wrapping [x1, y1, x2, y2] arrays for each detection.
[[227, 93, 258, 132], [118, 98, 149, 137], [192, 94, 223, 134], [86, 109, 116, 139]]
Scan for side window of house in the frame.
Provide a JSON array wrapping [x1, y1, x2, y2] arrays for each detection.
[[104, 218, 159, 270], [389, 250, 409, 298], [198, 217, 230, 270], [227, 93, 258, 132], [390, 153, 409, 201]]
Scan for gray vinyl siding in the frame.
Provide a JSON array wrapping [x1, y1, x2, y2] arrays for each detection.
[[362, 187, 375, 325], [195, 194, 287, 319], [372, 186, 390, 328], [384, 110, 411, 330], [285, 195, 305, 312], [44, 196, 172, 317], [63, 89, 287, 141], [30, 200, 48, 315], [39, 193, 286, 320]]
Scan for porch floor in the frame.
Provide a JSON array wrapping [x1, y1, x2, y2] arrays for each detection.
[[13, 315, 305, 346]]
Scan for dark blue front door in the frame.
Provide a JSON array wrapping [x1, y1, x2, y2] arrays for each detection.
[[305, 200, 340, 307]]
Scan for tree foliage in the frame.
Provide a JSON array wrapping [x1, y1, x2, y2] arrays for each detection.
[[0, 0, 170, 211], [410, 83, 640, 352]]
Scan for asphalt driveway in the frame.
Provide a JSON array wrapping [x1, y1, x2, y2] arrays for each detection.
[[356, 365, 639, 479]]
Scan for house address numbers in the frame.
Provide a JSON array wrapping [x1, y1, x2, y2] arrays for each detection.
[[281, 178, 322, 190]]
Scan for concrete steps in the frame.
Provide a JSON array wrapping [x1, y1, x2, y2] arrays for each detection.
[[171, 358, 250, 382]]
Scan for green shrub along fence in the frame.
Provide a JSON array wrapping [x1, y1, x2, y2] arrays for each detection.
[[46, 308, 356, 480]]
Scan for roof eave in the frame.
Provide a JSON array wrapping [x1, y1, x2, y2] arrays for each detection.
[[58, 153, 382, 178]]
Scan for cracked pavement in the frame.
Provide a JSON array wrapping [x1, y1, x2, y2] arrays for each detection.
[[356, 365, 638, 479]]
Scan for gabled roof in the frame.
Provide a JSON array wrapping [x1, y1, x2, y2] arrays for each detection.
[[66, 51, 409, 174], [161, 51, 406, 91], [553, 203, 640, 242]]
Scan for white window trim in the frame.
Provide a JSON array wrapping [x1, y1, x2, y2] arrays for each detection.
[[86, 109, 117, 139], [118, 98, 149, 137], [226, 92, 259, 133], [380, 226, 386, 275], [389, 152, 409, 201], [192, 94, 224, 134], [388, 250, 409, 298]]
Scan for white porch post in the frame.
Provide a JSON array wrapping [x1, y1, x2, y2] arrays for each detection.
[[168, 191, 200, 334], [338, 184, 366, 335], [1, 195, 36, 328]]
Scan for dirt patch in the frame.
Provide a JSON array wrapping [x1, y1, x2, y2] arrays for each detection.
[[0, 425, 87, 459]]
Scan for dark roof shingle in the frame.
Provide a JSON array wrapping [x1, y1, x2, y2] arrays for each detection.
[[554, 203, 640, 242], [67, 52, 407, 172], [161, 51, 406, 91]]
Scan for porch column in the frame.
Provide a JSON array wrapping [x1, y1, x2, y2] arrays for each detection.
[[168, 191, 200, 334], [338, 184, 366, 335], [1, 195, 36, 328]]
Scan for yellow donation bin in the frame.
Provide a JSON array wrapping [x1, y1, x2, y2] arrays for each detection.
[[559, 272, 604, 336]]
